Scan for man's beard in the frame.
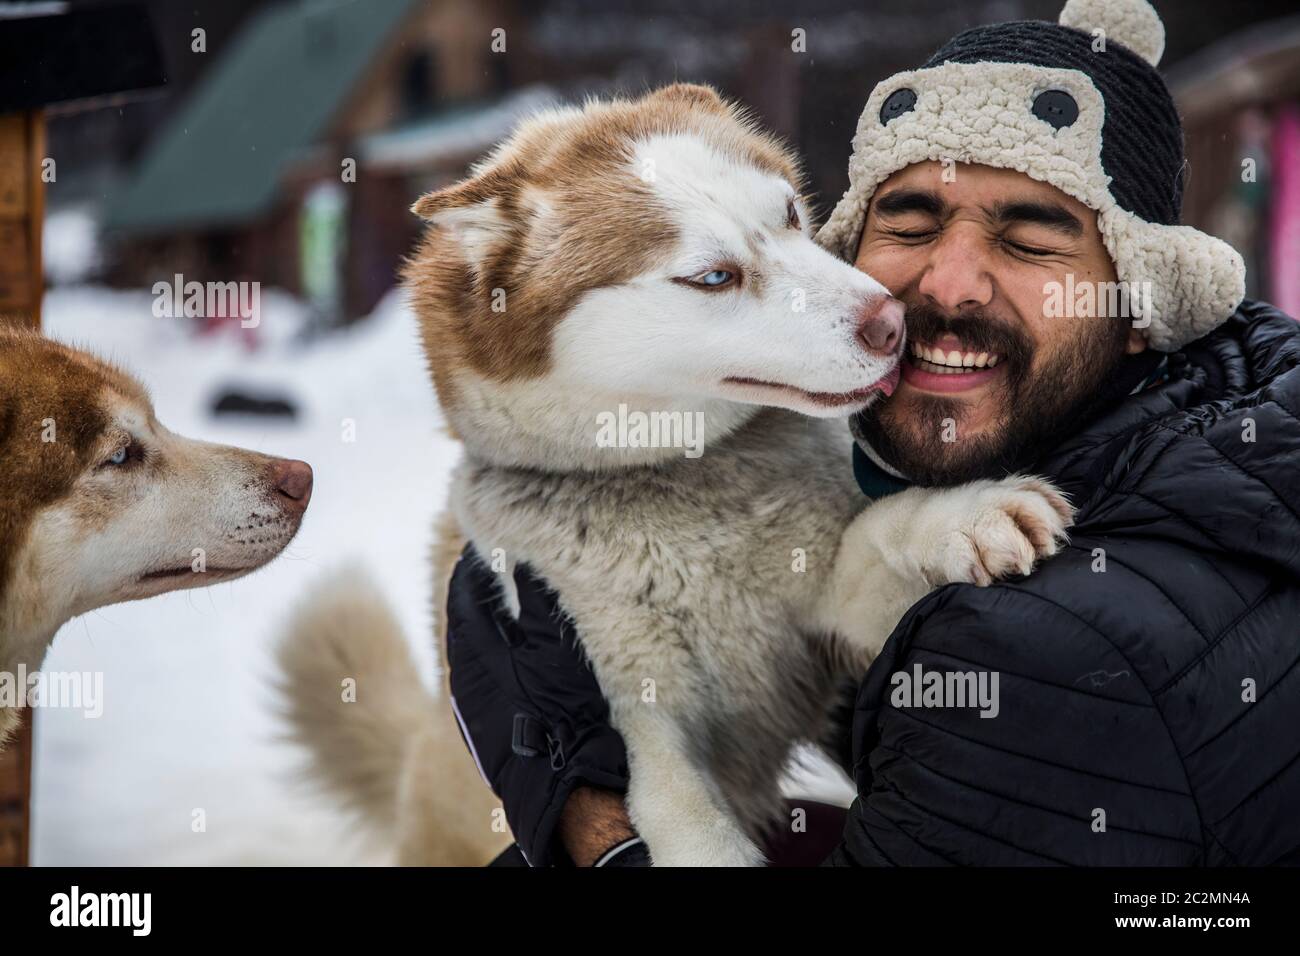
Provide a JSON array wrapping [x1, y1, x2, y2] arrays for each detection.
[[854, 302, 1134, 486]]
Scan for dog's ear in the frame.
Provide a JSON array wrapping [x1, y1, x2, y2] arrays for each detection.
[[411, 177, 492, 219], [412, 179, 513, 272], [645, 83, 728, 114]]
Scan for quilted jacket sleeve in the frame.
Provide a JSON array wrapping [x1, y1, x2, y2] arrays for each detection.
[[828, 569, 1206, 866]]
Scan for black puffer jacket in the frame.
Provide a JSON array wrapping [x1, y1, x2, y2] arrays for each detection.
[[446, 301, 1300, 866], [832, 300, 1300, 865]]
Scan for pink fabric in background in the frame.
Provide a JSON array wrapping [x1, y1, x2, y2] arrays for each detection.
[[1270, 104, 1300, 320]]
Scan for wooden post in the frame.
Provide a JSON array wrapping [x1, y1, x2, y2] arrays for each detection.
[[0, 107, 45, 866], [0, 110, 44, 327], [0, 714, 33, 867]]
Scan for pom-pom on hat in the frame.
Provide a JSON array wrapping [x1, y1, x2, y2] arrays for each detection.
[[817, 0, 1245, 352]]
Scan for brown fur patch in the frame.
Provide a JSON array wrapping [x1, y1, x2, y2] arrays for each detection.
[[401, 84, 805, 408], [0, 328, 150, 604]]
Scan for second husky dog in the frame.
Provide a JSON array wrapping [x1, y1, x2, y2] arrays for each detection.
[[281, 84, 1070, 866], [0, 326, 313, 744]]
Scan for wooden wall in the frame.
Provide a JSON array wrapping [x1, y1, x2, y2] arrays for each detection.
[[0, 108, 45, 866]]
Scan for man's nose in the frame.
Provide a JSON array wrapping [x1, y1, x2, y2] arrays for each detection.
[[857, 295, 905, 357], [916, 229, 995, 313]]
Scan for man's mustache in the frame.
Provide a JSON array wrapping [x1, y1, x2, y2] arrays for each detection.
[[904, 304, 1033, 365]]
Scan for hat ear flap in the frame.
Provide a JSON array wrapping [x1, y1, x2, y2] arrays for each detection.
[[1101, 209, 1246, 351]]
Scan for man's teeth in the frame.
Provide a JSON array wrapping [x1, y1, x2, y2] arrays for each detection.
[[909, 342, 1001, 372]]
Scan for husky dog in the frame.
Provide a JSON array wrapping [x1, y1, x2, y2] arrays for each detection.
[[0, 327, 313, 744], [280, 84, 1070, 866]]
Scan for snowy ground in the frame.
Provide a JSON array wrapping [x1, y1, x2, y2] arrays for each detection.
[[31, 283, 850, 866]]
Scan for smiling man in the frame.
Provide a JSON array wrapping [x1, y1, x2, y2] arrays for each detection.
[[851, 161, 1145, 488], [441, 0, 1300, 866]]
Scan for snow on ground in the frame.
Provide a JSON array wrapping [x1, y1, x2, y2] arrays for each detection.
[[34, 286, 455, 865], [31, 284, 850, 865]]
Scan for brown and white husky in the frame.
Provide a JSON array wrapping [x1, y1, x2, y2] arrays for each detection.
[[0, 326, 313, 744], [279, 84, 1070, 866]]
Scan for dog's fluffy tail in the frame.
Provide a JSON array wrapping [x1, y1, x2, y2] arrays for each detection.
[[276, 559, 507, 866]]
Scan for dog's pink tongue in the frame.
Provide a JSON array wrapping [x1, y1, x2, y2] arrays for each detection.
[[874, 364, 902, 398]]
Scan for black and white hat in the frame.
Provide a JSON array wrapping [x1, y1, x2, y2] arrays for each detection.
[[817, 0, 1246, 352]]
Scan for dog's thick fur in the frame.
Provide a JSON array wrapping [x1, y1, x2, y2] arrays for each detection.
[[278, 85, 1071, 866], [0, 326, 312, 744], [275, 515, 509, 867]]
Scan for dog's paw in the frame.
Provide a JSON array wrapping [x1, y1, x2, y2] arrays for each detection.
[[920, 476, 1074, 587]]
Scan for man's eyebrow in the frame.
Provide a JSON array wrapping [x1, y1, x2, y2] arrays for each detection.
[[873, 188, 948, 219], [988, 199, 1084, 237]]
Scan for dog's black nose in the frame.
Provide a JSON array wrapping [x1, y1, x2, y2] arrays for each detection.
[[272, 459, 314, 512]]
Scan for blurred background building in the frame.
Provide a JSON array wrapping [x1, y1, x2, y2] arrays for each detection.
[[1170, 14, 1300, 318], [44, 0, 1300, 326]]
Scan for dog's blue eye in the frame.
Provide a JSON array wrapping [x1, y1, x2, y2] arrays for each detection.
[[106, 446, 129, 466], [695, 270, 734, 287]]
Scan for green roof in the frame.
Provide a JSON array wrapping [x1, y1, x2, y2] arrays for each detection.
[[105, 0, 418, 235]]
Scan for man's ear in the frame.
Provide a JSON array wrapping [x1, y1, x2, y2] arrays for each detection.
[[411, 180, 512, 273]]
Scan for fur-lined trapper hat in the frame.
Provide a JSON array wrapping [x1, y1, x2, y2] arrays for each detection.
[[817, 0, 1246, 352]]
